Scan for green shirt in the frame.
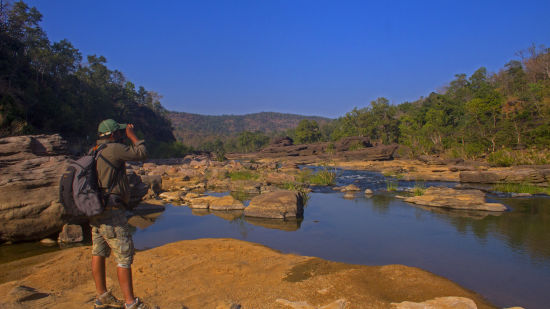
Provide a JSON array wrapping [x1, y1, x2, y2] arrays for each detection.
[[95, 139, 147, 205]]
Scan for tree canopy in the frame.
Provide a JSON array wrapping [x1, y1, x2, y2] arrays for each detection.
[[0, 1, 178, 156]]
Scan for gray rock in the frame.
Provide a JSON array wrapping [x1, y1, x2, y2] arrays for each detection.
[[341, 184, 360, 192], [244, 191, 304, 219], [0, 135, 69, 243], [58, 224, 83, 243], [140, 175, 162, 194]]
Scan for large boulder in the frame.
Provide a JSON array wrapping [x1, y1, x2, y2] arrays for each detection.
[[0, 135, 69, 243], [127, 171, 149, 208], [0, 134, 152, 243], [402, 187, 506, 212], [244, 191, 304, 219]]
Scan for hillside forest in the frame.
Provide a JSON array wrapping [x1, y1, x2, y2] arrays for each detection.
[[296, 46, 550, 165], [1, 1, 549, 164], [0, 1, 183, 157]]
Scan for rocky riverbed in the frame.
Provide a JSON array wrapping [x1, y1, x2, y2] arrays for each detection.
[[2, 133, 548, 244], [1, 134, 546, 308], [0, 238, 495, 309]]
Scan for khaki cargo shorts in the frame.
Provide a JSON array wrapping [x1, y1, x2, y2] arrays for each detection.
[[90, 209, 134, 268]]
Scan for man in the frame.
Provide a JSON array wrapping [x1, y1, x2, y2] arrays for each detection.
[[90, 119, 150, 309]]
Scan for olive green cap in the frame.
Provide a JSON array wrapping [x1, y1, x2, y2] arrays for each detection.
[[98, 119, 127, 137]]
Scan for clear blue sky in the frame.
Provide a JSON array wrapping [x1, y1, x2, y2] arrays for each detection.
[[26, 0, 550, 118]]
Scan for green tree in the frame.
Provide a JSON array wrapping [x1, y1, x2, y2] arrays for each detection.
[[295, 119, 321, 144]]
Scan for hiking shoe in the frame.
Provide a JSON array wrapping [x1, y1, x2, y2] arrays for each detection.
[[125, 297, 151, 309], [94, 290, 124, 308]]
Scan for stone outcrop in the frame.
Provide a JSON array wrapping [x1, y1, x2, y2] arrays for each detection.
[[338, 144, 398, 161], [402, 187, 507, 212], [271, 136, 294, 147], [335, 136, 372, 152], [460, 168, 550, 184], [244, 191, 304, 219], [0, 135, 69, 243], [0, 134, 154, 243], [258, 136, 395, 161]]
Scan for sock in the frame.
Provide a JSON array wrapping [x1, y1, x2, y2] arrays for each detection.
[[99, 291, 109, 298], [125, 298, 138, 308]]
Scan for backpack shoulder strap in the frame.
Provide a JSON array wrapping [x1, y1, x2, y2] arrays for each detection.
[[94, 143, 124, 202]]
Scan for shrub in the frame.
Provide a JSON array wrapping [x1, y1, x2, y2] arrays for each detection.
[[348, 141, 366, 151], [325, 143, 336, 155], [488, 148, 550, 166], [282, 182, 311, 206], [309, 169, 337, 186], [487, 149, 515, 167]]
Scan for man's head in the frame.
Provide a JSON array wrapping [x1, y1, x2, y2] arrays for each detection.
[[98, 119, 127, 140]]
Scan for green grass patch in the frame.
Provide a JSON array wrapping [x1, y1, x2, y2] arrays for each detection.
[[296, 167, 337, 186], [492, 183, 550, 195], [228, 170, 259, 181], [309, 169, 337, 186], [413, 181, 426, 196], [386, 179, 398, 192]]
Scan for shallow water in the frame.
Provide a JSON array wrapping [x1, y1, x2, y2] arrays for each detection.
[[132, 169, 550, 309], [3, 169, 550, 308]]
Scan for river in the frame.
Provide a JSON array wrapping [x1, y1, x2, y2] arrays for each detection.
[[2, 168, 549, 308]]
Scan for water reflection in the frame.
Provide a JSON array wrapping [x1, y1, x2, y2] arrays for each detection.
[[441, 197, 550, 261], [244, 217, 302, 231]]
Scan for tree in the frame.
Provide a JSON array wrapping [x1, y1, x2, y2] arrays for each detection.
[[295, 119, 321, 144]]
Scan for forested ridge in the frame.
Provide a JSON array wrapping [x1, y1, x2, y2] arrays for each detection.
[[169, 111, 330, 148], [287, 46, 550, 165], [0, 1, 178, 156]]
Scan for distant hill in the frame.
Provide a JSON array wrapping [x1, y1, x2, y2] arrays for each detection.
[[168, 111, 331, 147]]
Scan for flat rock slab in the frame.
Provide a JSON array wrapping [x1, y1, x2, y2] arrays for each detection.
[[392, 296, 477, 309], [0, 239, 495, 308], [188, 195, 244, 210], [460, 168, 549, 184], [403, 187, 506, 212]]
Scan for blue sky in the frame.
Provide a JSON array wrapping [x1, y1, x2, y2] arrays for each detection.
[[26, 0, 550, 118]]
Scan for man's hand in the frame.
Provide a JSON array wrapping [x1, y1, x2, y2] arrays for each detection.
[[125, 124, 139, 145]]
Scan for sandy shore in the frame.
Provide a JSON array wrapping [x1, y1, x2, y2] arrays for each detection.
[[0, 238, 494, 308]]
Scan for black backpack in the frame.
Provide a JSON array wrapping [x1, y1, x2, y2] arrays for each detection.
[[59, 144, 119, 217]]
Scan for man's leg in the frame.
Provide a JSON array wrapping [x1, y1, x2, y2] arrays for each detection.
[[117, 266, 136, 305], [92, 255, 107, 295]]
